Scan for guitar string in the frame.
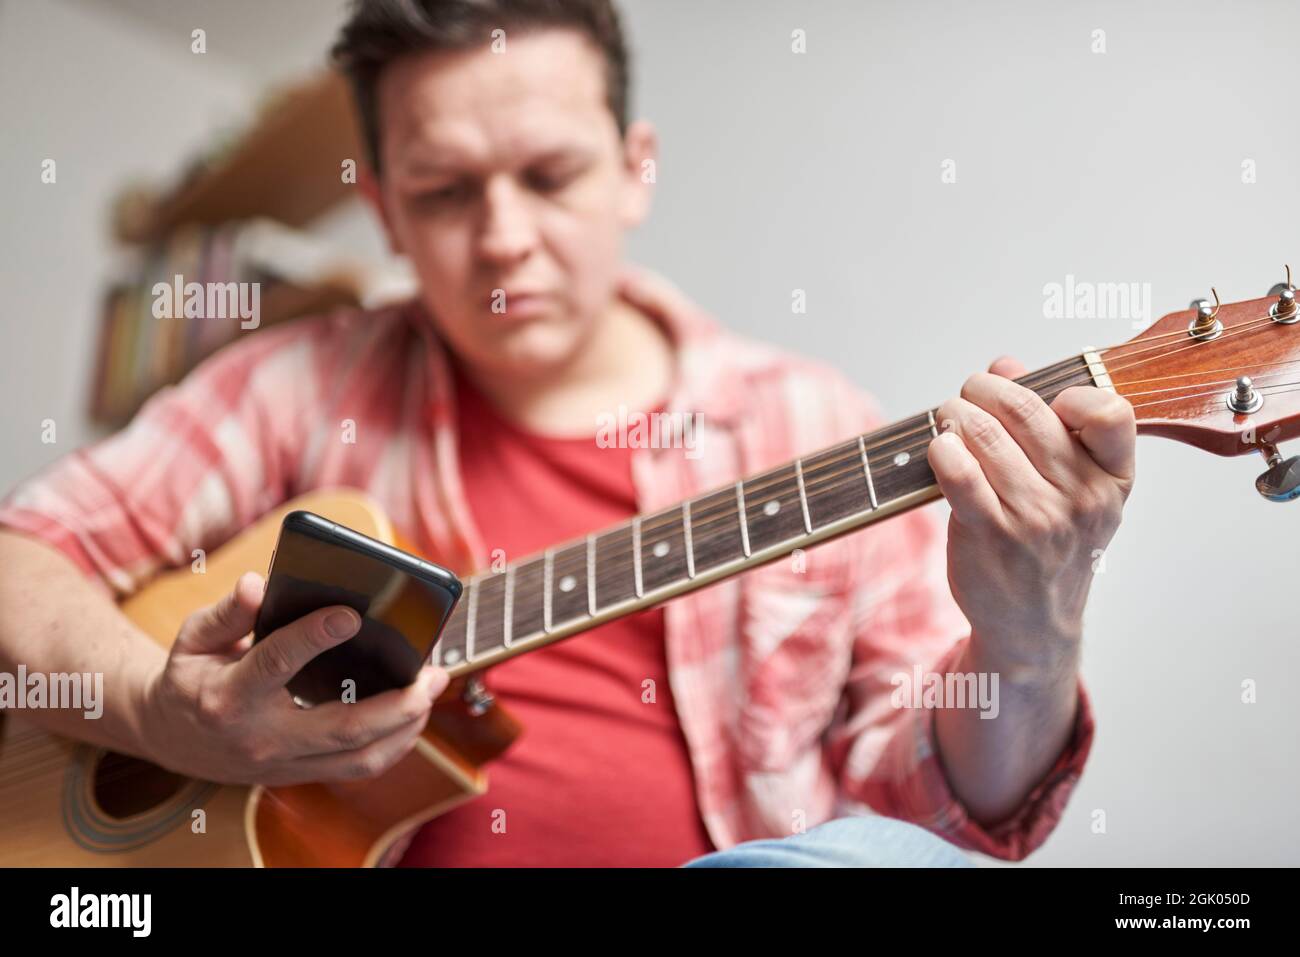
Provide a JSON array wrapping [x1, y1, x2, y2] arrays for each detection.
[[747, 306, 1295, 506], [464, 362, 1245, 656], [1099, 311, 1281, 357], [451, 305, 1294, 646], [551, 335, 1212, 566], [545, 356, 1095, 555], [528, 307, 1289, 563], [675, 319, 1292, 534], [474, 344, 1256, 606], [1127, 376, 1300, 411], [663, 305, 1288, 531], [491, 370, 1102, 606], [807, 308, 1290, 464], [1102, 314, 1285, 382], [480, 350, 1294, 635], [1114, 360, 1300, 399]]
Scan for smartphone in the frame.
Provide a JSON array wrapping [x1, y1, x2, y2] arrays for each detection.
[[253, 510, 462, 706]]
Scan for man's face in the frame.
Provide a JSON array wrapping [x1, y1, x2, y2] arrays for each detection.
[[368, 29, 655, 379]]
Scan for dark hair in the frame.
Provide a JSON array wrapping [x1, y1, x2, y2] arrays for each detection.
[[332, 0, 631, 173]]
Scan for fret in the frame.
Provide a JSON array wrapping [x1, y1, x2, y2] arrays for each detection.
[[802, 439, 873, 529], [542, 547, 554, 632], [794, 458, 813, 533], [510, 556, 547, 644], [471, 571, 507, 658], [502, 563, 514, 648], [550, 541, 589, 626], [435, 601, 468, 667], [863, 413, 939, 505], [688, 486, 747, 574], [594, 524, 638, 611], [742, 464, 807, 553], [585, 534, 596, 615], [858, 435, 878, 509], [1023, 355, 1094, 401], [632, 517, 643, 598], [735, 481, 751, 556], [464, 577, 479, 662], [682, 500, 695, 578], [927, 408, 940, 438], [639, 504, 690, 593]]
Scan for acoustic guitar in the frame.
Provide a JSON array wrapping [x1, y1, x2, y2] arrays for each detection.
[[3, 282, 1298, 866]]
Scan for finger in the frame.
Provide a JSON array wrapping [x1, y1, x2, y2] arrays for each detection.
[[287, 665, 449, 759], [1050, 386, 1137, 484], [231, 604, 361, 698], [988, 355, 1029, 378], [280, 711, 428, 785], [926, 430, 1004, 532], [959, 372, 1077, 490], [175, 572, 264, 654], [934, 396, 1052, 506]]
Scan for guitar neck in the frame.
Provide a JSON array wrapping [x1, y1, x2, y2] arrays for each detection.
[[432, 351, 1108, 676]]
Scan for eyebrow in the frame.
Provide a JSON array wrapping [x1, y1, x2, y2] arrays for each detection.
[[395, 143, 594, 181]]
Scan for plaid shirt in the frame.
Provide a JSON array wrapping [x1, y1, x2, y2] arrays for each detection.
[[0, 264, 1093, 860]]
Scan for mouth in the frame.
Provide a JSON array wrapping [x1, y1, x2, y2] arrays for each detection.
[[489, 289, 554, 319]]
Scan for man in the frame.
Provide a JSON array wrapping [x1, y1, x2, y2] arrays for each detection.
[[0, 0, 1134, 866]]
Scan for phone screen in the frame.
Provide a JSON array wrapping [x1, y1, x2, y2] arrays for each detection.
[[253, 512, 462, 706]]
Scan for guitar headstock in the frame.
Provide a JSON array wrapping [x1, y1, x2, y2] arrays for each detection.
[[1100, 269, 1300, 500]]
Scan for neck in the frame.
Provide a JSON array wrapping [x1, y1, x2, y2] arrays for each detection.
[[456, 296, 674, 437], [432, 351, 1110, 677]]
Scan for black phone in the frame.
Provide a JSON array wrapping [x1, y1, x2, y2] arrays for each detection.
[[253, 510, 462, 706]]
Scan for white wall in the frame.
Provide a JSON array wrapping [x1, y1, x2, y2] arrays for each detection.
[[0, 0, 253, 478], [1, 0, 1295, 865], [0, 0, 385, 486], [618, 0, 1300, 866]]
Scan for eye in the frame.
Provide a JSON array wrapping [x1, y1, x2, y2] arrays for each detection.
[[414, 182, 469, 206], [525, 160, 584, 193]]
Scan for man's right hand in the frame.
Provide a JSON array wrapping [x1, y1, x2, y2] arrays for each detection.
[[142, 571, 450, 786]]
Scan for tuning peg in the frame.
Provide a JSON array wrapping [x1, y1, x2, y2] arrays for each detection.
[[1267, 265, 1297, 323], [1255, 444, 1300, 502], [1188, 289, 1222, 340]]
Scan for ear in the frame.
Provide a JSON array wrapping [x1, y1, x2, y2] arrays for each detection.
[[358, 165, 405, 257], [617, 119, 658, 228]]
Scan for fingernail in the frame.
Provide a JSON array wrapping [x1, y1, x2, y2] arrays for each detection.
[[325, 609, 360, 638]]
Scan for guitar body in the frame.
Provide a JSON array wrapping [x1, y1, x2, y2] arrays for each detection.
[[0, 489, 520, 867]]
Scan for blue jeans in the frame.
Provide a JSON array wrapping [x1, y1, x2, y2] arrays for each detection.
[[681, 815, 974, 868]]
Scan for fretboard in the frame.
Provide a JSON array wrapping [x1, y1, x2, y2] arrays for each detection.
[[432, 352, 1107, 676]]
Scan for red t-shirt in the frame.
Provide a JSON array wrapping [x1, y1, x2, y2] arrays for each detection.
[[397, 362, 715, 866]]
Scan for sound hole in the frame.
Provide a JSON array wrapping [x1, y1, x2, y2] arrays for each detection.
[[92, 752, 185, 819]]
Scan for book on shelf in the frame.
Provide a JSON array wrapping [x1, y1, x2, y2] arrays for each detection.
[[88, 219, 416, 426]]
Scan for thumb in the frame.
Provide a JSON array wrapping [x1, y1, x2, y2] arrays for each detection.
[[175, 571, 264, 654], [1051, 386, 1137, 484]]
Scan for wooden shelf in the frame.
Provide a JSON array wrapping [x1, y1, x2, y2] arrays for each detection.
[[115, 71, 364, 244]]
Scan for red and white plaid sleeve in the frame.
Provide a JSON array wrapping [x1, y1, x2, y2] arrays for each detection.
[[0, 319, 327, 598]]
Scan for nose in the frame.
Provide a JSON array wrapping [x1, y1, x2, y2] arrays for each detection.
[[477, 175, 539, 266]]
